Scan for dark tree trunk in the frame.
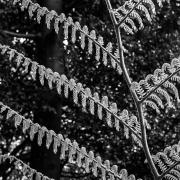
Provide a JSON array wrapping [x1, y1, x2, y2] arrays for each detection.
[[31, 0, 64, 179]]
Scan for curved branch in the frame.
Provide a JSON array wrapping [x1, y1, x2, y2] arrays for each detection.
[[61, 171, 91, 179], [105, 0, 159, 179], [137, 104, 159, 179], [1, 30, 41, 39]]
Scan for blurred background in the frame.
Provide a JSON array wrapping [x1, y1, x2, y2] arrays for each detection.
[[0, 0, 180, 179]]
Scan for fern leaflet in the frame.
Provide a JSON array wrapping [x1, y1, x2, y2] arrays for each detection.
[[0, 102, 143, 180]]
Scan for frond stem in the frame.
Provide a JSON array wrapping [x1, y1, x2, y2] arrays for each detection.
[[140, 68, 180, 103], [105, 0, 133, 89], [105, 0, 142, 140], [105, 0, 159, 179], [137, 104, 160, 179]]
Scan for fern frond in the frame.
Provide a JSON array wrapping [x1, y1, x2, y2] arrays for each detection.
[[120, 23, 134, 35], [96, 36, 104, 61], [162, 81, 180, 101], [165, 174, 177, 180], [31, 61, 38, 81], [169, 169, 180, 179], [171, 75, 180, 83], [21, 0, 30, 11], [103, 42, 112, 66], [22, 118, 31, 133], [174, 165, 180, 172], [148, 94, 164, 109], [7, 49, 16, 60], [22, 57, 30, 73], [152, 141, 180, 178], [114, 0, 167, 34], [0, 44, 142, 143], [28, 3, 39, 18], [0, 102, 142, 180], [132, 56, 180, 113], [131, 82, 146, 98], [130, 10, 144, 29], [125, 17, 138, 32], [6, 109, 15, 119], [37, 7, 48, 24], [155, 87, 172, 107], [142, 0, 156, 14], [13, 0, 21, 5], [0, 154, 53, 180], [45, 10, 57, 29], [157, 152, 174, 166], [88, 30, 96, 54], [144, 100, 160, 113], [12, 0, 122, 75], [137, 4, 152, 22], [37, 126, 46, 146], [29, 123, 40, 141]]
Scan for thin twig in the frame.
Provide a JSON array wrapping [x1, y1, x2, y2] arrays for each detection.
[[1, 30, 41, 39]]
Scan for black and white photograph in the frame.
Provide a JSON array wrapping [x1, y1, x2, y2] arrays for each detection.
[[0, 0, 180, 179]]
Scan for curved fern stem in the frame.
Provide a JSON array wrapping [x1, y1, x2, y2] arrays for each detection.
[[105, 0, 159, 179], [137, 104, 160, 179], [158, 161, 180, 180], [105, 0, 133, 89], [140, 68, 180, 103]]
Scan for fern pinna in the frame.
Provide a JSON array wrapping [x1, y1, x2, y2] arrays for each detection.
[[0, 44, 142, 145], [0, 154, 54, 180], [0, 0, 178, 180], [152, 141, 180, 180], [112, 0, 167, 34], [13, 0, 123, 75], [131, 57, 180, 114], [0, 102, 142, 180]]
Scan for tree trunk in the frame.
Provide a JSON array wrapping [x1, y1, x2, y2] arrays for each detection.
[[31, 0, 64, 179]]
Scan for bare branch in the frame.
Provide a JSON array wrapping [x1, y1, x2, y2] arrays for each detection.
[[61, 171, 91, 179], [1, 30, 41, 39]]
